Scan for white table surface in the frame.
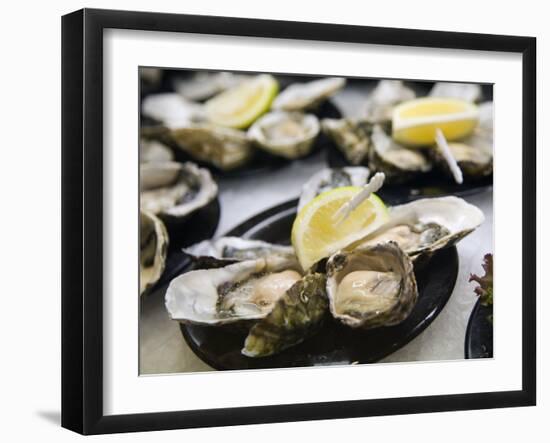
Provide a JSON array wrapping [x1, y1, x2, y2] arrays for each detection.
[[140, 83, 493, 374]]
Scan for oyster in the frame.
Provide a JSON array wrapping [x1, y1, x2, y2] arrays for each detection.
[[140, 161, 218, 219], [242, 273, 328, 357], [173, 71, 250, 101], [354, 196, 484, 259], [298, 166, 370, 211], [187, 237, 298, 263], [369, 124, 431, 183], [139, 139, 174, 163], [326, 242, 418, 329], [248, 111, 320, 159], [321, 118, 372, 165], [272, 77, 346, 112], [165, 256, 303, 325], [429, 82, 482, 103], [431, 102, 493, 180], [363, 80, 416, 124], [141, 93, 205, 128], [170, 124, 254, 171], [140, 210, 169, 295]]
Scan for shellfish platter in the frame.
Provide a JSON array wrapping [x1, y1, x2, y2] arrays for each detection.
[[139, 69, 493, 373]]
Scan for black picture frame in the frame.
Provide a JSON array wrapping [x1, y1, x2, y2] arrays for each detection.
[[62, 8, 536, 435]]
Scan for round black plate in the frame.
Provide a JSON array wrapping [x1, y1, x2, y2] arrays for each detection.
[[465, 298, 493, 359], [179, 199, 459, 370]]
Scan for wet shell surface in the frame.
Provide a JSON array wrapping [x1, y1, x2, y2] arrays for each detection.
[[326, 242, 418, 329], [140, 210, 169, 295], [429, 82, 482, 103], [353, 196, 484, 259], [139, 139, 174, 163], [272, 77, 346, 112], [170, 124, 254, 171], [369, 124, 431, 183], [141, 93, 205, 128], [321, 118, 372, 166], [165, 255, 303, 325], [363, 80, 416, 124], [297, 166, 370, 211], [247, 111, 320, 159], [140, 161, 218, 219]]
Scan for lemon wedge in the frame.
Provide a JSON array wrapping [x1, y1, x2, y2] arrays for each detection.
[[392, 97, 479, 146], [205, 74, 279, 129], [291, 187, 389, 271]]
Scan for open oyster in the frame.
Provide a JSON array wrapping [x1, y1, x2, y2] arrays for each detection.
[[141, 93, 205, 128], [321, 118, 372, 165], [298, 166, 370, 211], [140, 161, 218, 219], [429, 82, 482, 103], [272, 77, 346, 112], [140, 210, 169, 295], [165, 255, 303, 325], [170, 124, 254, 171], [139, 139, 174, 163], [248, 111, 320, 159], [353, 196, 484, 260], [369, 124, 431, 183], [187, 237, 298, 263], [326, 242, 418, 329], [173, 71, 250, 101], [242, 273, 328, 357], [431, 102, 493, 180], [363, 80, 416, 124]]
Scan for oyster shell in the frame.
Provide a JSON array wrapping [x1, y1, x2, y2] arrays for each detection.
[[272, 77, 346, 112], [141, 93, 205, 128], [173, 71, 250, 101], [187, 237, 298, 263], [298, 166, 370, 211], [242, 273, 328, 357], [165, 256, 303, 325], [170, 124, 254, 171], [431, 102, 493, 180], [369, 124, 431, 183], [140, 161, 218, 219], [363, 80, 416, 124], [140, 210, 169, 295], [354, 196, 484, 259], [429, 82, 482, 103], [326, 242, 418, 329], [248, 111, 320, 159], [139, 139, 174, 163], [321, 118, 372, 165]]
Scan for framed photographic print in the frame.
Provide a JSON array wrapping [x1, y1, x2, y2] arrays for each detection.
[[61, 8, 536, 435]]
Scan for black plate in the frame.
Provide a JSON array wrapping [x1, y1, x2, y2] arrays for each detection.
[[179, 199, 459, 370], [465, 298, 493, 359]]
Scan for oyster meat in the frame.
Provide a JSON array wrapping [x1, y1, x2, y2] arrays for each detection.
[[170, 124, 254, 171], [369, 124, 431, 183], [140, 210, 169, 295], [429, 82, 482, 103], [272, 77, 346, 112], [321, 118, 372, 165], [248, 111, 320, 159], [353, 196, 484, 259], [165, 255, 303, 325], [140, 161, 218, 219], [242, 273, 328, 357], [298, 166, 370, 211], [139, 139, 174, 163], [326, 242, 418, 329], [141, 93, 205, 128], [363, 80, 416, 124]]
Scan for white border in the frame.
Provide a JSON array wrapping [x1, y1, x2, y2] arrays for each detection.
[[103, 29, 523, 415]]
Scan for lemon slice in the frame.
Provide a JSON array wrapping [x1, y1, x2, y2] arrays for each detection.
[[291, 187, 389, 271], [205, 74, 279, 129], [392, 97, 479, 146]]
